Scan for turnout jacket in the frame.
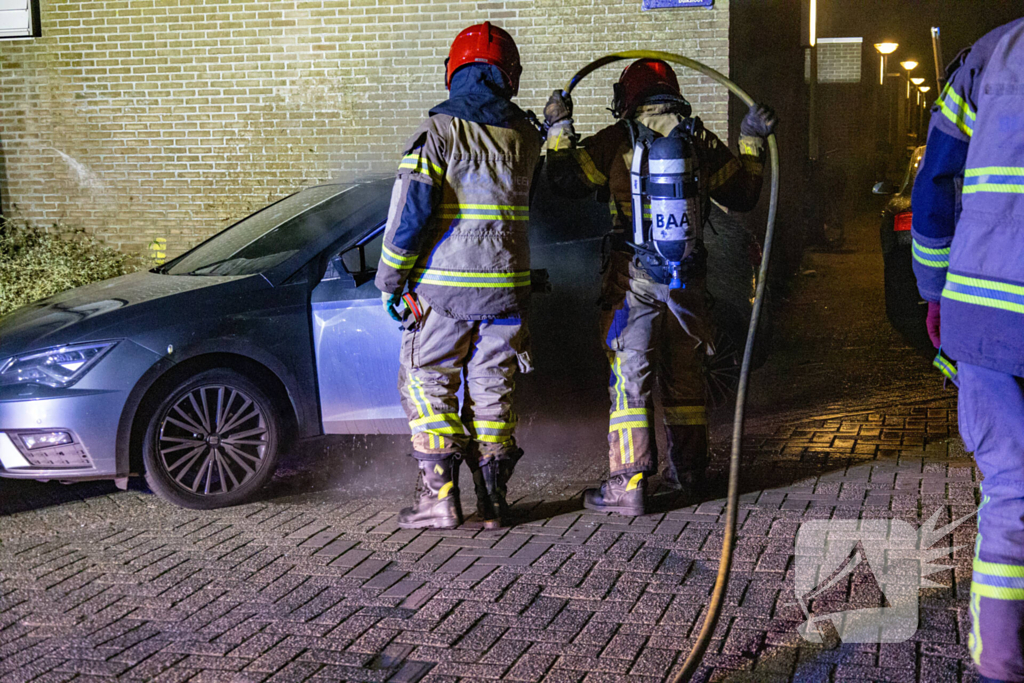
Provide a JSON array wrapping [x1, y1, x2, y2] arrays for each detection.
[[911, 18, 1024, 376], [546, 103, 766, 241], [376, 89, 542, 320]]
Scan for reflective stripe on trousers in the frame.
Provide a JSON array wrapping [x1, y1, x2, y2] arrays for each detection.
[[959, 362, 1024, 682], [398, 305, 529, 459], [601, 264, 708, 477]]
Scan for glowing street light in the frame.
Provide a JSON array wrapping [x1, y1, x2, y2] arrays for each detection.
[[911, 77, 925, 85], [874, 42, 899, 85], [901, 60, 919, 71]]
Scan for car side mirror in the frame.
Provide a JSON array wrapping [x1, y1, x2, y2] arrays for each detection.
[[872, 181, 896, 195]]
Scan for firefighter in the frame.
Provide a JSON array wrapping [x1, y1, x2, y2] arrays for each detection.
[[376, 22, 541, 530], [544, 59, 776, 516], [910, 18, 1024, 683]]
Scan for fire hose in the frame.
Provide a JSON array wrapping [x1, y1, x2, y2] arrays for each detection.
[[562, 51, 780, 683]]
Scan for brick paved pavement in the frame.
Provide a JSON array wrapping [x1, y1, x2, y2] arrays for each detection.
[[0, 208, 984, 682], [0, 390, 979, 683]]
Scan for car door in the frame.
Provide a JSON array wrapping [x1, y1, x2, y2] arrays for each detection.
[[311, 226, 408, 434]]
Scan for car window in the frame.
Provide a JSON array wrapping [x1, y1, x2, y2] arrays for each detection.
[[323, 227, 384, 283], [900, 146, 927, 195], [164, 184, 378, 276]]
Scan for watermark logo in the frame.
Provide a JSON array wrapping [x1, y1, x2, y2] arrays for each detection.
[[793, 508, 974, 643]]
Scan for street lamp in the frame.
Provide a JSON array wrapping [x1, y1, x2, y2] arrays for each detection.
[[902, 60, 919, 98], [875, 42, 899, 85]]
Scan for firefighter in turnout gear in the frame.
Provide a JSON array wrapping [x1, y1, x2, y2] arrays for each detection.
[[910, 18, 1024, 683], [376, 22, 542, 530], [544, 58, 775, 516]]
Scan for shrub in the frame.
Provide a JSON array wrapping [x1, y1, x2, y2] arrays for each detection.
[[0, 219, 146, 318]]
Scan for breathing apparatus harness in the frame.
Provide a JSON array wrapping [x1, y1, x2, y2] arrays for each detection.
[[560, 50, 780, 683], [621, 114, 710, 289]]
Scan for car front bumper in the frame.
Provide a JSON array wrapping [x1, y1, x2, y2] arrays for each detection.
[[0, 340, 162, 481]]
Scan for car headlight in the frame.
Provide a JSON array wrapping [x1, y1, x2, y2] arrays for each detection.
[[0, 342, 117, 388]]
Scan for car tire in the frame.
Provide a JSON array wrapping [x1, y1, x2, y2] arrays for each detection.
[[143, 368, 280, 509]]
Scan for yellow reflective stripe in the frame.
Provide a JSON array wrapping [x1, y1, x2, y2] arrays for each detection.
[[912, 238, 949, 267], [410, 414, 458, 428], [938, 86, 974, 137], [912, 241, 950, 256], [708, 158, 741, 191], [947, 272, 1024, 295], [626, 472, 643, 491], [963, 183, 1024, 194], [972, 582, 1024, 600], [472, 420, 514, 429], [382, 244, 418, 270], [610, 408, 647, 418], [974, 559, 1024, 578], [965, 166, 1024, 177], [942, 85, 976, 121], [438, 203, 529, 211], [410, 268, 531, 288], [944, 289, 1024, 315], [610, 420, 649, 431], [439, 214, 530, 221], [400, 153, 443, 177], [438, 481, 453, 500], [573, 149, 607, 187], [413, 278, 527, 289]]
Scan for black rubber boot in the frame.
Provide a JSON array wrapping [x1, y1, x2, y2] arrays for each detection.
[[583, 472, 646, 516], [472, 449, 521, 529], [398, 456, 462, 529]]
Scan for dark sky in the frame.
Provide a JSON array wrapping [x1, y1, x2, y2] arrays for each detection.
[[818, 0, 1022, 83]]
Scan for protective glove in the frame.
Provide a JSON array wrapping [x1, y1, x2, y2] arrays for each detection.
[[741, 103, 778, 138], [544, 89, 573, 128], [926, 300, 941, 349], [382, 291, 403, 322]]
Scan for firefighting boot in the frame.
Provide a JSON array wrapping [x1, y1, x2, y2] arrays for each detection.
[[583, 472, 646, 516], [398, 455, 462, 530], [472, 448, 522, 529]]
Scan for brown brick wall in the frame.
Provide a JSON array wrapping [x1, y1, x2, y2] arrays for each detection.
[[0, 0, 730, 256]]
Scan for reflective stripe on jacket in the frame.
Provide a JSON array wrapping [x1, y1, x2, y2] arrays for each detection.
[[375, 113, 542, 319], [912, 18, 1024, 376]]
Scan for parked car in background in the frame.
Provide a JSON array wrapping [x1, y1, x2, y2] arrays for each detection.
[[0, 176, 770, 509], [873, 145, 930, 347]]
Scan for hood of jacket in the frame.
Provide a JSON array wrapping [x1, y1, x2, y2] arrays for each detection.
[[430, 64, 528, 128]]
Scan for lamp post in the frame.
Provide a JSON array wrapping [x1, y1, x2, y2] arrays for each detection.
[[808, 0, 818, 161], [874, 42, 898, 85], [918, 85, 932, 139], [900, 60, 919, 149], [874, 42, 899, 149]]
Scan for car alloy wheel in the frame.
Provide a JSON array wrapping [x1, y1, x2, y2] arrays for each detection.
[[143, 368, 280, 509], [158, 384, 268, 495]]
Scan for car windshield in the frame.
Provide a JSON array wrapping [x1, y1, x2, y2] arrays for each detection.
[[900, 146, 927, 195], [163, 184, 379, 276]]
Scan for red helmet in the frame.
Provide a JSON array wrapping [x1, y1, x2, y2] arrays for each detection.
[[445, 22, 522, 96], [612, 58, 683, 119]]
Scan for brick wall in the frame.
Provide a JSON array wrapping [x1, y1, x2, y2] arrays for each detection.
[[804, 38, 863, 84], [0, 0, 730, 257]]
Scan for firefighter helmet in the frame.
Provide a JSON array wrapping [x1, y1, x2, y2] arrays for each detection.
[[612, 58, 689, 119], [445, 22, 522, 96]]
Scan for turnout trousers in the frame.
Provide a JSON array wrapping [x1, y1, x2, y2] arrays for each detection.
[[600, 257, 711, 478], [960, 362, 1024, 682], [398, 305, 531, 465]]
